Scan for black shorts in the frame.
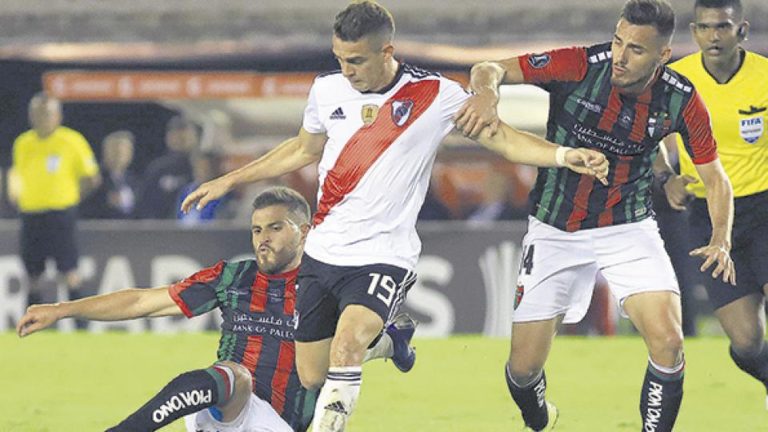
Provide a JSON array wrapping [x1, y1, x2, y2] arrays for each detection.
[[20, 208, 80, 277], [689, 190, 768, 310], [294, 253, 416, 343]]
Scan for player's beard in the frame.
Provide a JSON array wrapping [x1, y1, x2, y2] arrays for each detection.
[[257, 248, 297, 275]]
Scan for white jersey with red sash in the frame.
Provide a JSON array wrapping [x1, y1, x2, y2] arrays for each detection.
[[302, 64, 468, 270]]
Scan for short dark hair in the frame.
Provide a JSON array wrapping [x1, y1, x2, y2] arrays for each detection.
[[621, 0, 676, 39], [695, 0, 743, 18], [252, 187, 311, 225], [333, 1, 395, 43]]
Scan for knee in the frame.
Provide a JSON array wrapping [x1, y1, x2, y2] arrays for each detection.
[[506, 358, 543, 385], [297, 363, 326, 390], [217, 361, 253, 398], [730, 332, 765, 358], [647, 327, 684, 363]]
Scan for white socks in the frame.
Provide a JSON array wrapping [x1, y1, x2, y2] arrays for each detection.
[[313, 366, 362, 432], [363, 333, 394, 362]]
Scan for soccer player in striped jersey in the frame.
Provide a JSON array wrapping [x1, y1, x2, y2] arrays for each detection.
[[181, 2, 609, 430], [457, 0, 735, 430], [657, 0, 768, 409], [16, 187, 415, 432]]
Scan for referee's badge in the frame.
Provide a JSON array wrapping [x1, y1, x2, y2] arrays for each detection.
[[361, 104, 379, 126], [739, 116, 764, 144], [46, 155, 61, 173]]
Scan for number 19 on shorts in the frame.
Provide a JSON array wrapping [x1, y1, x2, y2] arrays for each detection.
[[367, 273, 397, 307]]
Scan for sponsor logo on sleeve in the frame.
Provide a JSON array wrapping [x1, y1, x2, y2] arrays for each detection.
[[528, 53, 551, 69]]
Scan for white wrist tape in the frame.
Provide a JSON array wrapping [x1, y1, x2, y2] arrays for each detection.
[[555, 146, 569, 167]]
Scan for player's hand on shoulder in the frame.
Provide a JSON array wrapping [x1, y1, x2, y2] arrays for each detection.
[[180, 176, 233, 214], [564, 148, 610, 186], [16, 303, 62, 338], [663, 175, 697, 211], [454, 92, 500, 138], [690, 242, 736, 286]]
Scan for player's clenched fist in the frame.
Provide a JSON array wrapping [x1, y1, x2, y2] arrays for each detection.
[[16, 304, 61, 337]]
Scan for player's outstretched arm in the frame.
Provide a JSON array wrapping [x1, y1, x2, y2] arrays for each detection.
[[181, 128, 326, 213], [476, 122, 609, 185], [689, 158, 736, 285], [16, 287, 181, 337], [455, 58, 526, 138]]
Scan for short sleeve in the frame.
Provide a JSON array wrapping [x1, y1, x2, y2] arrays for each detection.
[[440, 77, 471, 134], [675, 91, 718, 165], [517, 46, 588, 86], [73, 132, 99, 177], [168, 261, 226, 318], [302, 81, 326, 134]]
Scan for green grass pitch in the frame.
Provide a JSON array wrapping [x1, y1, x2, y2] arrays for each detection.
[[2, 332, 766, 431]]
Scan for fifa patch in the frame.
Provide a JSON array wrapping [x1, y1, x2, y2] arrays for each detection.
[[391, 99, 414, 127], [46, 155, 61, 173], [527, 53, 551, 69], [361, 103, 379, 126], [514, 284, 524, 310], [740, 116, 764, 144]]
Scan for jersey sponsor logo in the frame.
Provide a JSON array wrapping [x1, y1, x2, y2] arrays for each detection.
[[528, 53, 551, 69], [361, 104, 379, 125], [152, 389, 212, 423], [740, 116, 764, 144], [514, 284, 524, 310], [575, 97, 602, 114], [572, 124, 644, 155], [391, 99, 414, 127], [330, 107, 346, 120]]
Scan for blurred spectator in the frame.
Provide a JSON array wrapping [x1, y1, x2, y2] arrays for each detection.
[[135, 115, 197, 219], [176, 151, 231, 224], [80, 130, 137, 219], [10, 92, 101, 305], [467, 172, 527, 223]]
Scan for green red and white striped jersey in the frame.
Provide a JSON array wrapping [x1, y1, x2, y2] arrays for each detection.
[[169, 260, 315, 432], [518, 42, 718, 231]]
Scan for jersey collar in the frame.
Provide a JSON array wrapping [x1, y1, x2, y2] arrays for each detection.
[[361, 62, 405, 95], [257, 266, 300, 281]]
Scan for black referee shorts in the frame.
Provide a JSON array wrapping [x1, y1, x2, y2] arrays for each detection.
[[689, 190, 768, 310], [20, 208, 80, 277]]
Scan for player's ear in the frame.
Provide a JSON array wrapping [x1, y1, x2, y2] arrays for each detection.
[[659, 44, 672, 66], [300, 223, 311, 238], [382, 42, 394, 59], [737, 22, 749, 41]]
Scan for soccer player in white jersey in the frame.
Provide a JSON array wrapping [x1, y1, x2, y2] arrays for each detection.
[[181, 2, 609, 430]]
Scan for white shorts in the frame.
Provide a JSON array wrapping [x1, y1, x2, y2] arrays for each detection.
[[513, 216, 679, 324], [184, 394, 293, 432]]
